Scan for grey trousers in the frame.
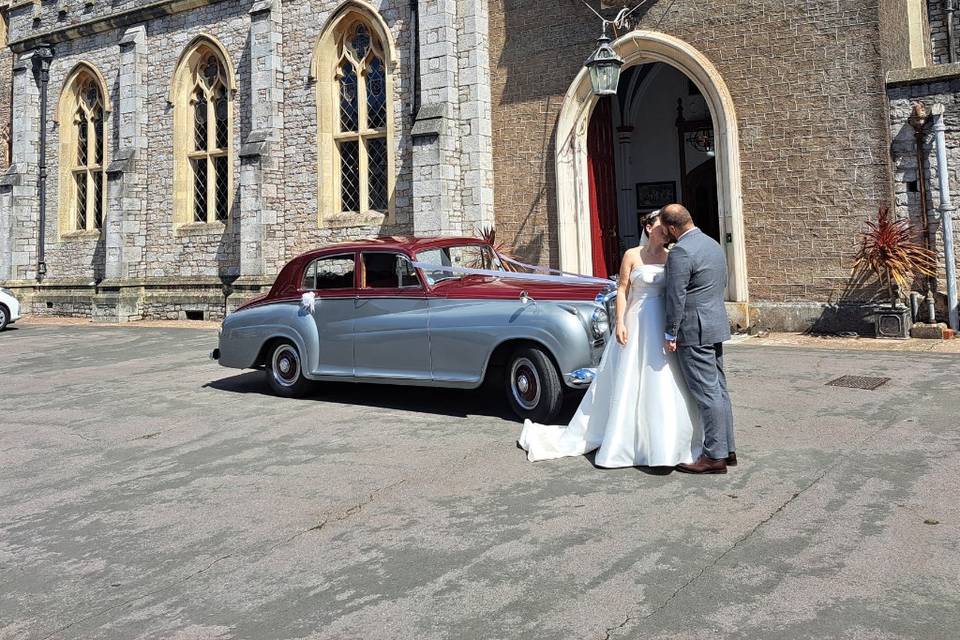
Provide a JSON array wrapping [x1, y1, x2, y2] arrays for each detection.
[[677, 343, 736, 460]]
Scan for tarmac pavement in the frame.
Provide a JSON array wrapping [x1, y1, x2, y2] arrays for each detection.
[[1, 321, 958, 639]]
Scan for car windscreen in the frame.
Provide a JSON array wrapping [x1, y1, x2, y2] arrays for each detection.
[[416, 245, 504, 285]]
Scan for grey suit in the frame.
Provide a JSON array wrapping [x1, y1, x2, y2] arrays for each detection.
[[664, 228, 735, 460]]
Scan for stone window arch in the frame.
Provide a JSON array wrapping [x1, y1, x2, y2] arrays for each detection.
[[171, 36, 236, 226], [312, 3, 397, 226], [57, 63, 110, 235]]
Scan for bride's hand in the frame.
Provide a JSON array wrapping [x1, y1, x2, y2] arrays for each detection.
[[615, 323, 628, 346]]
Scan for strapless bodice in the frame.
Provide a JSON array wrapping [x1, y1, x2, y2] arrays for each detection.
[[629, 264, 666, 289]]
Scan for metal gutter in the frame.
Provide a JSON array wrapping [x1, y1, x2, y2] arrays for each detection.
[[932, 104, 959, 330]]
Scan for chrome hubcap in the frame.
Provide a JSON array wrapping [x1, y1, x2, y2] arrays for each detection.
[[271, 345, 300, 387], [510, 357, 541, 411], [517, 375, 530, 394]]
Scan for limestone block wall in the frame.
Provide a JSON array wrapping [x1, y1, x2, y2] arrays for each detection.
[[3, 0, 253, 283], [280, 0, 414, 267], [0, 0, 495, 320], [888, 77, 960, 320], [928, 0, 956, 64], [488, 0, 892, 306]]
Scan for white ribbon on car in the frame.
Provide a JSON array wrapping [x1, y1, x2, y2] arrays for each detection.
[[410, 261, 614, 286]]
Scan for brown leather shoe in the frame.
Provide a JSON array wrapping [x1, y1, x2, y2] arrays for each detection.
[[676, 455, 728, 474], [726, 452, 738, 466]]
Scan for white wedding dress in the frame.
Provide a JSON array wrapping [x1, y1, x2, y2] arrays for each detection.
[[518, 264, 702, 468]]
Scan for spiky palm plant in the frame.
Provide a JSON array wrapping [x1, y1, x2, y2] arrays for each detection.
[[477, 225, 521, 272], [854, 207, 938, 308]]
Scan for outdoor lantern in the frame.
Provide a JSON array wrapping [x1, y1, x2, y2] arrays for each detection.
[[584, 25, 624, 96], [687, 127, 716, 157]]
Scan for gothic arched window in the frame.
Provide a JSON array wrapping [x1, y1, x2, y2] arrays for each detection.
[[172, 38, 234, 226], [58, 67, 108, 233], [336, 22, 389, 214], [314, 9, 396, 225]]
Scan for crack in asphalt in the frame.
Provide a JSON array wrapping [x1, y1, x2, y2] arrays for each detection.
[[38, 553, 235, 640], [601, 394, 913, 640], [600, 467, 830, 640], [270, 479, 407, 551], [37, 478, 407, 640]]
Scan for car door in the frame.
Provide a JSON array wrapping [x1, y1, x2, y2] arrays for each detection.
[[353, 251, 431, 380], [302, 253, 358, 377]]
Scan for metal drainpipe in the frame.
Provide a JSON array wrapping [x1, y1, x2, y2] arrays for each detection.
[[932, 104, 960, 330], [909, 103, 938, 323], [409, 0, 420, 120], [949, 0, 958, 64], [32, 44, 54, 282]]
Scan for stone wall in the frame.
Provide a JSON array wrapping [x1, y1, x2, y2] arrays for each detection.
[[0, 0, 494, 320], [928, 0, 955, 64], [0, 8, 11, 171], [488, 0, 893, 309], [888, 73, 960, 321]]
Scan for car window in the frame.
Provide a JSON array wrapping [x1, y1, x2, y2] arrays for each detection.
[[416, 245, 502, 285], [302, 255, 355, 290], [362, 253, 421, 289]]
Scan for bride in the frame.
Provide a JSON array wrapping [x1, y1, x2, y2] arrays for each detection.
[[518, 212, 702, 468]]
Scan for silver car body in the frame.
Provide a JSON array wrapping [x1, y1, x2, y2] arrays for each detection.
[[216, 240, 609, 389]]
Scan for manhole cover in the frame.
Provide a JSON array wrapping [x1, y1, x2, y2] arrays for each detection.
[[826, 375, 891, 391]]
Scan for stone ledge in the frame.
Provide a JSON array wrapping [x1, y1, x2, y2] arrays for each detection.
[[8, 0, 231, 52], [886, 63, 960, 88]]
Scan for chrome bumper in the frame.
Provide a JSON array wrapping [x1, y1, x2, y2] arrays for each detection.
[[565, 368, 596, 388]]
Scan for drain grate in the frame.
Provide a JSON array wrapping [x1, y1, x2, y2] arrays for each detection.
[[826, 375, 891, 391]]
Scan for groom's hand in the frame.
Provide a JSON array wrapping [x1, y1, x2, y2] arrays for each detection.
[[665, 339, 678, 353]]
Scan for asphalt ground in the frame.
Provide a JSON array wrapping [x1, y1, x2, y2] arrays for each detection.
[[1, 322, 959, 639]]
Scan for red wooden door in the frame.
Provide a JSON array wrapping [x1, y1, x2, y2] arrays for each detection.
[[587, 97, 620, 278]]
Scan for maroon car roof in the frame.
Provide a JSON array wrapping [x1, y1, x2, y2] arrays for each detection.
[[292, 236, 485, 261]]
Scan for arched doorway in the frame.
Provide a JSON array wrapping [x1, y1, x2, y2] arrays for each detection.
[[556, 31, 748, 304]]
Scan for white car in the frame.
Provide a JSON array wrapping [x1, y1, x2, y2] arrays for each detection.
[[0, 288, 21, 331]]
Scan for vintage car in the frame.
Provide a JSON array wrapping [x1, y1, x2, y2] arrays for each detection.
[[212, 236, 614, 422]]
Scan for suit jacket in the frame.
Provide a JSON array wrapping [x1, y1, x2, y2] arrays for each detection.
[[664, 228, 731, 346]]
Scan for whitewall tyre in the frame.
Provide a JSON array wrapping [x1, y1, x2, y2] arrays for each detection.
[[266, 340, 312, 398], [505, 346, 563, 423]]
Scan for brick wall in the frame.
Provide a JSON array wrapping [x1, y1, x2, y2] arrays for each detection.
[[488, 0, 893, 305]]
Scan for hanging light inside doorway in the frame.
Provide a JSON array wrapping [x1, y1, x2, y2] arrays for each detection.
[[584, 21, 624, 96], [686, 127, 715, 157]]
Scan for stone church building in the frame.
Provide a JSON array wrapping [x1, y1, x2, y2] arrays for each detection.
[[0, 0, 958, 332]]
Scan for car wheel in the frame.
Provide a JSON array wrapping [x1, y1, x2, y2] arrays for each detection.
[[505, 346, 563, 423], [0, 305, 8, 332], [266, 340, 312, 398]]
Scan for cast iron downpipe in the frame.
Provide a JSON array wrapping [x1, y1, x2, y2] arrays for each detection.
[[909, 103, 938, 323], [932, 104, 960, 330], [409, 0, 420, 120], [32, 44, 54, 282], [948, 0, 958, 64]]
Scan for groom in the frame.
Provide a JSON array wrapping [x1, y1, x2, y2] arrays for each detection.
[[661, 204, 737, 474]]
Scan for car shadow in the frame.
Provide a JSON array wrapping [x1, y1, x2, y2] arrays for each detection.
[[205, 371, 584, 422]]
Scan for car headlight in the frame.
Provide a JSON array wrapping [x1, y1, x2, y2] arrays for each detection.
[[0, 288, 13, 297], [591, 307, 609, 338]]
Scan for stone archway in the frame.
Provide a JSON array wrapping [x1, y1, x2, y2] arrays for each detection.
[[556, 31, 748, 304]]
